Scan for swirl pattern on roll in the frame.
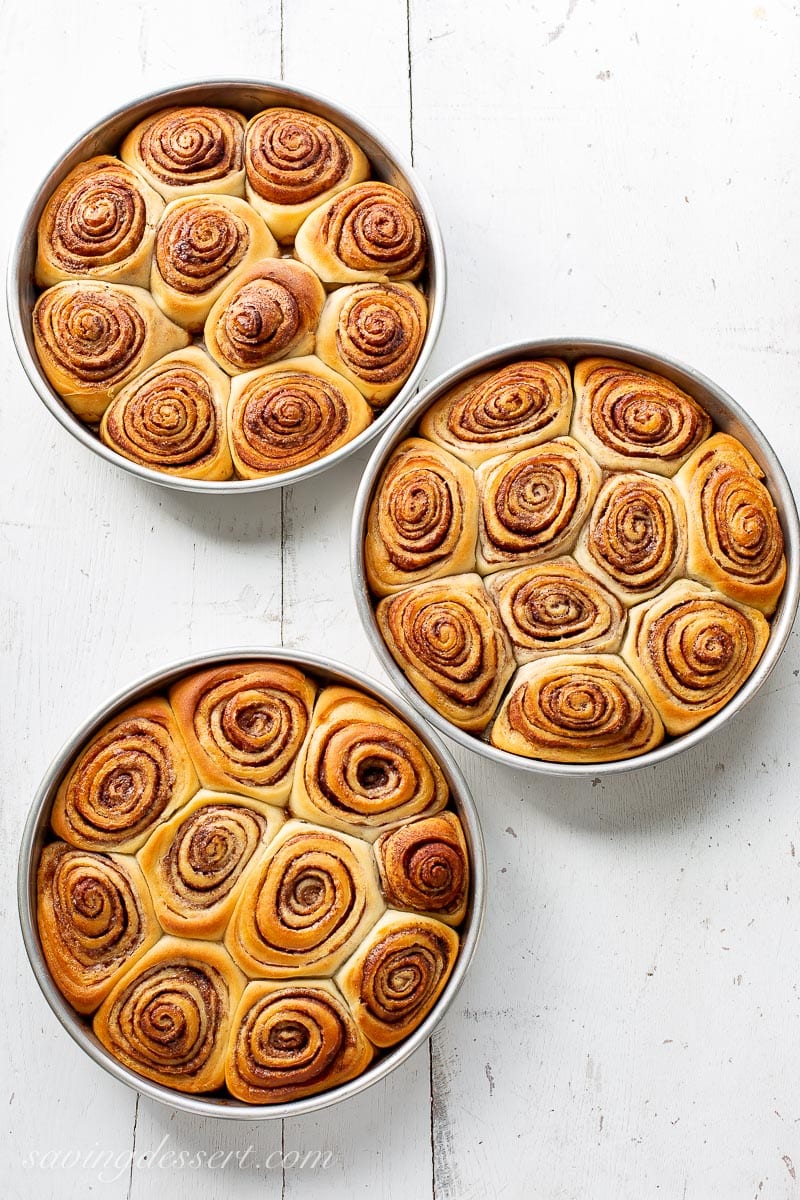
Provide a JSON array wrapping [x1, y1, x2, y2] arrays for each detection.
[[37, 842, 160, 1014], [476, 436, 602, 573], [120, 106, 246, 201], [490, 654, 665, 762], [169, 661, 315, 805], [375, 813, 469, 925], [336, 910, 459, 1047], [225, 978, 373, 1103], [93, 937, 246, 1093], [621, 580, 770, 733], [51, 697, 198, 853], [366, 438, 478, 596], [376, 573, 515, 731], [224, 821, 384, 977], [419, 359, 574, 467], [571, 357, 712, 474], [290, 686, 448, 838], [485, 556, 626, 663]]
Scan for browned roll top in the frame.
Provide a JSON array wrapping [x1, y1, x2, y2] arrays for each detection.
[[331, 283, 425, 387], [582, 472, 685, 598], [319, 183, 426, 277], [376, 814, 469, 922], [246, 108, 354, 205], [232, 366, 351, 474], [34, 284, 146, 386], [155, 199, 250, 294], [449, 361, 571, 449], [135, 107, 244, 190], [207, 259, 323, 372], [159, 803, 269, 914], [699, 457, 784, 585], [103, 361, 220, 467], [39, 158, 148, 276]]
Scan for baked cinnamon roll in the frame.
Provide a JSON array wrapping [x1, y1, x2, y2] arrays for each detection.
[[315, 282, 427, 407], [120, 106, 246, 201], [418, 360, 573, 467], [336, 910, 459, 1048], [571, 357, 711, 474], [675, 433, 786, 614], [169, 661, 316, 805], [374, 812, 469, 925], [244, 107, 370, 242], [475, 436, 602, 574], [37, 842, 160, 1014], [35, 156, 164, 290], [376, 573, 515, 731], [490, 654, 665, 762], [204, 258, 325, 375], [290, 685, 448, 839], [99, 345, 233, 480], [224, 820, 384, 978], [294, 182, 426, 284], [621, 580, 770, 733], [32, 281, 189, 422], [365, 437, 479, 596]]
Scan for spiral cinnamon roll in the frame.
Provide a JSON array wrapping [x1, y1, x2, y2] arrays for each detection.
[[621, 580, 770, 734], [675, 433, 786, 614], [227, 355, 372, 478], [120, 106, 246, 201], [137, 791, 284, 939], [35, 156, 165, 290], [374, 813, 469, 925], [491, 654, 664, 762], [290, 686, 448, 839], [204, 257, 325, 375], [37, 842, 160, 1014], [169, 662, 315, 806], [315, 282, 428, 407], [376, 573, 515, 731], [475, 436, 602, 574], [366, 438, 479, 596], [32, 281, 189, 423], [244, 107, 370, 242], [51, 697, 198, 853], [93, 937, 246, 1093], [99, 345, 233, 480], [485, 556, 626, 664], [571, 357, 712, 475], [336, 910, 459, 1048], [419, 360, 574, 467], [224, 820, 384, 977], [226, 978, 373, 1104], [574, 471, 688, 605], [294, 182, 426, 284], [150, 195, 278, 331]]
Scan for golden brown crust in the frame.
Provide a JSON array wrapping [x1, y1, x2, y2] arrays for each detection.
[[120, 107, 247, 202], [374, 813, 469, 925]]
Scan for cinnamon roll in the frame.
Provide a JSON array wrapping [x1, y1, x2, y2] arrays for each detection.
[[419, 360, 573, 467], [51, 697, 198, 853], [475, 436, 602, 574], [99, 345, 233, 480], [204, 258, 325, 375], [169, 661, 315, 805], [376, 573, 515, 731], [365, 438, 479, 596], [621, 580, 770, 733], [225, 977, 374, 1104], [315, 282, 427, 407], [224, 820, 384, 978], [290, 686, 448, 839], [32, 281, 189, 423], [335, 910, 459, 1048], [227, 355, 372, 478], [150, 195, 278, 331], [675, 433, 786, 614], [137, 791, 284, 939], [35, 156, 165, 290], [244, 107, 370, 242], [120, 106, 246, 201], [571, 357, 711, 474], [490, 654, 665, 762], [374, 813, 469, 925], [485, 556, 626, 664], [294, 182, 426, 284], [93, 937, 246, 1093], [37, 842, 160, 1014], [574, 471, 687, 605]]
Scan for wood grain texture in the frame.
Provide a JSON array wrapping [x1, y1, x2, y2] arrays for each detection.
[[3, 1, 800, 1198]]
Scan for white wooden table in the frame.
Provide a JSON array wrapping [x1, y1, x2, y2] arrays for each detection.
[[3, 2, 800, 1196]]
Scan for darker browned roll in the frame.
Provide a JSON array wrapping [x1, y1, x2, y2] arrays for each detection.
[[375, 813, 469, 924]]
